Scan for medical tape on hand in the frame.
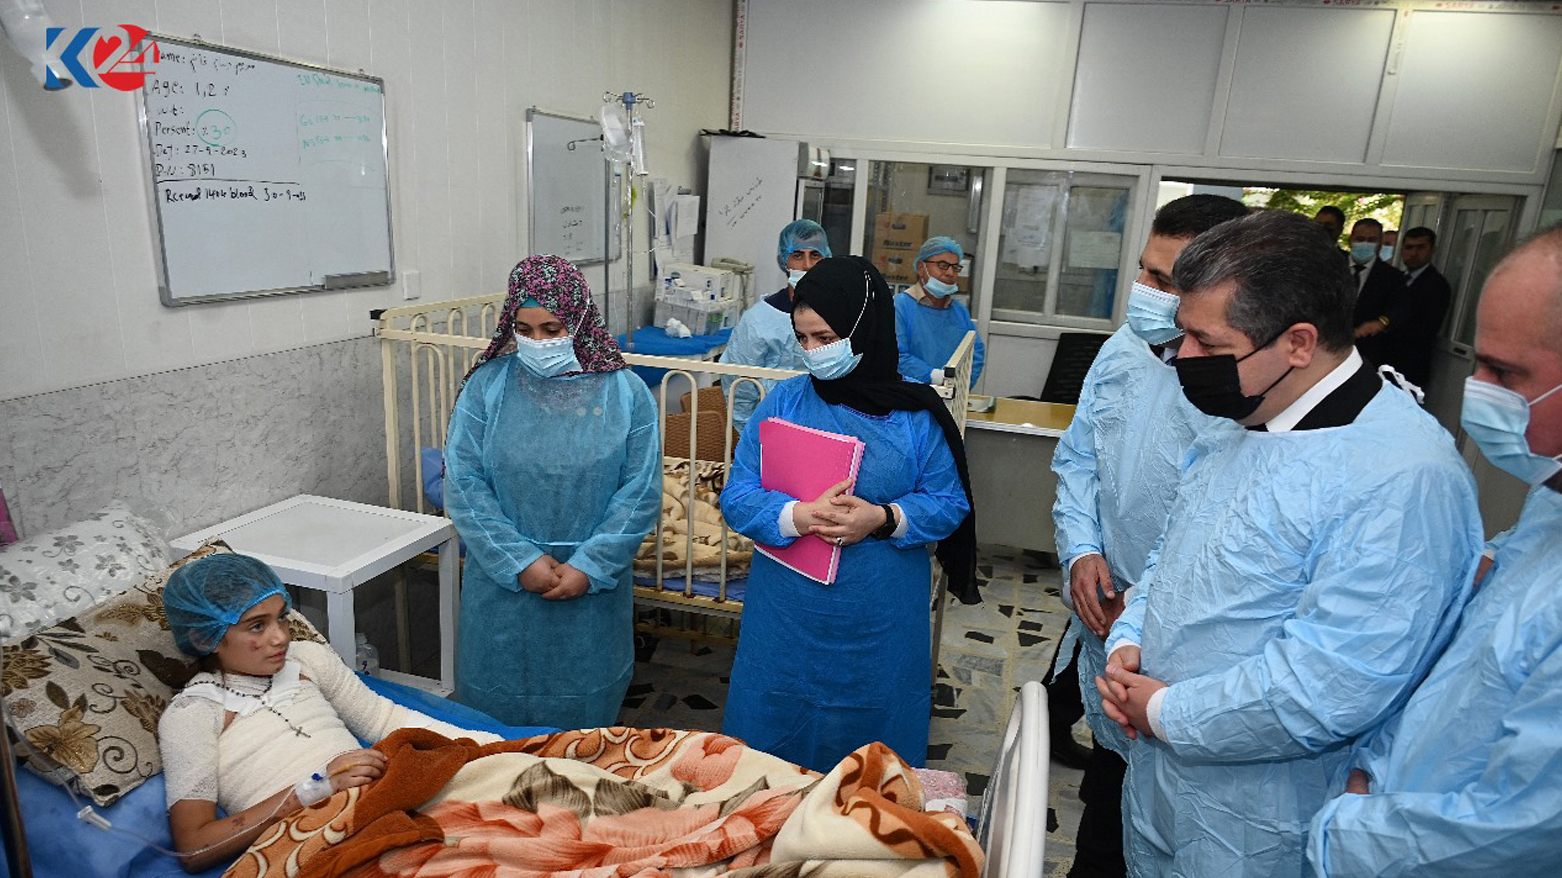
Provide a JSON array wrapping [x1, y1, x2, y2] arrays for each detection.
[[294, 765, 334, 807]]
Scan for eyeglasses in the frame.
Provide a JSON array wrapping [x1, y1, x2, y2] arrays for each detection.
[[923, 260, 961, 272]]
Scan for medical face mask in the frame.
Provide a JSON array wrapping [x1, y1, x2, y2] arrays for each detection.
[[799, 287, 869, 381], [1174, 329, 1293, 421], [923, 275, 958, 297], [513, 332, 581, 378], [1379, 245, 1395, 263], [801, 337, 862, 380], [1350, 242, 1378, 264], [1126, 282, 1183, 345], [788, 268, 808, 288], [1460, 377, 1562, 485]]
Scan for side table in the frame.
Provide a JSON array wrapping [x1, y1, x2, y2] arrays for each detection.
[[172, 494, 459, 696]]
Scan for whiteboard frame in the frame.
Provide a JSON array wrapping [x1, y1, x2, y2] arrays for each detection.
[[138, 34, 396, 307], [524, 107, 619, 266]]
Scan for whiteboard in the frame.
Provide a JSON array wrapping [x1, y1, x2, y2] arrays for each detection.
[[140, 36, 394, 306], [703, 136, 800, 297], [526, 108, 618, 264]]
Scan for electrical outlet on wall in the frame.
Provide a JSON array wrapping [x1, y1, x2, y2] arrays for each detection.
[[402, 270, 421, 301]]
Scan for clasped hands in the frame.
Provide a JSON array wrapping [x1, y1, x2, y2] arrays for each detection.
[[517, 556, 591, 600], [791, 478, 888, 547], [1095, 644, 1168, 741]]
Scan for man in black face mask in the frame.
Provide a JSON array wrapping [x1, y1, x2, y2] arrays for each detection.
[[1092, 210, 1483, 878]]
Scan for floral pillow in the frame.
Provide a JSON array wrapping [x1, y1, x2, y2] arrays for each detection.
[[2, 540, 328, 806], [0, 501, 170, 642]]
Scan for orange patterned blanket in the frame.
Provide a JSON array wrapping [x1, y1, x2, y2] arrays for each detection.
[[224, 727, 982, 878]]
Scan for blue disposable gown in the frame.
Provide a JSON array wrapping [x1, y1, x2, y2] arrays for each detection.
[[1107, 381, 1482, 878], [1051, 325, 1233, 756], [893, 290, 985, 386], [1307, 485, 1562, 878], [719, 290, 807, 434], [719, 376, 969, 772], [444, 357, 661, 729]]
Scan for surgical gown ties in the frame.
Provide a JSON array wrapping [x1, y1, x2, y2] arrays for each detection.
[[444, 358, 661, 730], [893, 292, 985, 386], [720, 290, 808, 434], [1051, 325, 1234, 759], [1108, 381, 1482, 878], [718, 376, 969, 773], [1307, 485, 1562, 878]]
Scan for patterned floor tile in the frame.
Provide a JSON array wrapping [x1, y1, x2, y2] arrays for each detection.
[[616, 544, 1091, 876]]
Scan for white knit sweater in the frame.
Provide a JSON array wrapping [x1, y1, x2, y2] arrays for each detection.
[[158, 640, 500, 812]]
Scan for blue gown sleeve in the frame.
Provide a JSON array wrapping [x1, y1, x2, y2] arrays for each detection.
[[444, 365, 543, 589], [952, 301, 984, 386], [970, 322, 985, 385], [1051, 360, 1104, 566], [720, 308, 768, 430], [1155, 472, 1480, 762], [718, 389, 801, 548], [894, 296, 940, 383], [566, 375, 663, 593], [1107, 561, 1150, 653], [1307, 640, 1562, 878], [885, 414, 969, 549]]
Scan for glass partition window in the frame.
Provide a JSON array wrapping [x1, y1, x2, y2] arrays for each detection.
[[865, 161, 987, 309], [993, 171, 1134, 325]]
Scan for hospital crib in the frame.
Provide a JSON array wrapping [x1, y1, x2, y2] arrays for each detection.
[[374, 294, 975, 674]]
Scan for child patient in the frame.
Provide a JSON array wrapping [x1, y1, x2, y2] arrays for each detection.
[[157, 553, 499, 872]]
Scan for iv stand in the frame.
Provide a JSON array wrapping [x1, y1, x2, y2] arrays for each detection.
[[602, 91, 652, 348]]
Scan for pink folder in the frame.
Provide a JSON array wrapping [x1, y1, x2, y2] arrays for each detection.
[[755, 417, 866, 585]]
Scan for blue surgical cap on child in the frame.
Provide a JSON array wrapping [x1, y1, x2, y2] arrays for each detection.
[[917, 236, 964, 264], [776, 219, 833, 270], [163, 554, 292, 656]]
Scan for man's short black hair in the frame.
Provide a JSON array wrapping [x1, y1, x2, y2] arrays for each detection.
[[1351, 218, 1384, 235], [1173, 210, 1357, 353], [1315, 206, 1346, 225], [1404, 226, 1437, 247], [1151, 195, 1250, 240]]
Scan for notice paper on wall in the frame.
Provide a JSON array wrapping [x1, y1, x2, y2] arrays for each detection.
[[1067, 230, 1122, 270], [1001, 184, 1058, 269]]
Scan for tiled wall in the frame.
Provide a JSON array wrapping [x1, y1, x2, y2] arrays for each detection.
[[0, 337, 385, 539]]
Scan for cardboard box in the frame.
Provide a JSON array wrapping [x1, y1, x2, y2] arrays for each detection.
[[872, 246, 919, 285], [874, 211, 929, 251]]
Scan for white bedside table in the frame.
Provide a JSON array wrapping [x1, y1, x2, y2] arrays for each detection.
[[172, 494, 459, 696]]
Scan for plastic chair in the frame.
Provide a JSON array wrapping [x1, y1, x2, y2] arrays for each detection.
[[976, 680, 1049, 878], [1038, 331, 1112, 405]]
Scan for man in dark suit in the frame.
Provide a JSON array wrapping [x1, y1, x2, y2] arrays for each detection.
[[1315, 206, 1348, 261], [1376, 227, 1452, 390], [1349, 218, 1407, 369]]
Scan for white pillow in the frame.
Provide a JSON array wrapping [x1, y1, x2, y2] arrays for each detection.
[[0, 502, 169, 642]]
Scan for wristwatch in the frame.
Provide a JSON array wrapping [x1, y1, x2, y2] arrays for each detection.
[[870, 503, 898, 540]]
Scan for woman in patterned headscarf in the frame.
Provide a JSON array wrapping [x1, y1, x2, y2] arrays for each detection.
[[445, 255, 661, 728]]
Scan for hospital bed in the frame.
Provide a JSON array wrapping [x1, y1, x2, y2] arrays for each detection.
[[0, 530, 1039, 878], [372, 295, 976, 669]]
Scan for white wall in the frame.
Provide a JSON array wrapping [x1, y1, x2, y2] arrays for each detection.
[[0, 0, 732, 401], [741, 0, 1562, 188]]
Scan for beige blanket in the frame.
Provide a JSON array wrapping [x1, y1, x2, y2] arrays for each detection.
[[225, 727, 981, 878]]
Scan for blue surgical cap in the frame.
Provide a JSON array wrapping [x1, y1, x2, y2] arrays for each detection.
[[917, 236, 964, 264], [777, 219, 832, 270], [164, 554, 292, 656]]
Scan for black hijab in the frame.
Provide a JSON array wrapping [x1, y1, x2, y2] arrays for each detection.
[[792, 257, 981, 604]]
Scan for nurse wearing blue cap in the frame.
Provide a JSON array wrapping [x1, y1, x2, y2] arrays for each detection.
[[894, 237, 984, 387], [719, 220, 832, 433]]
